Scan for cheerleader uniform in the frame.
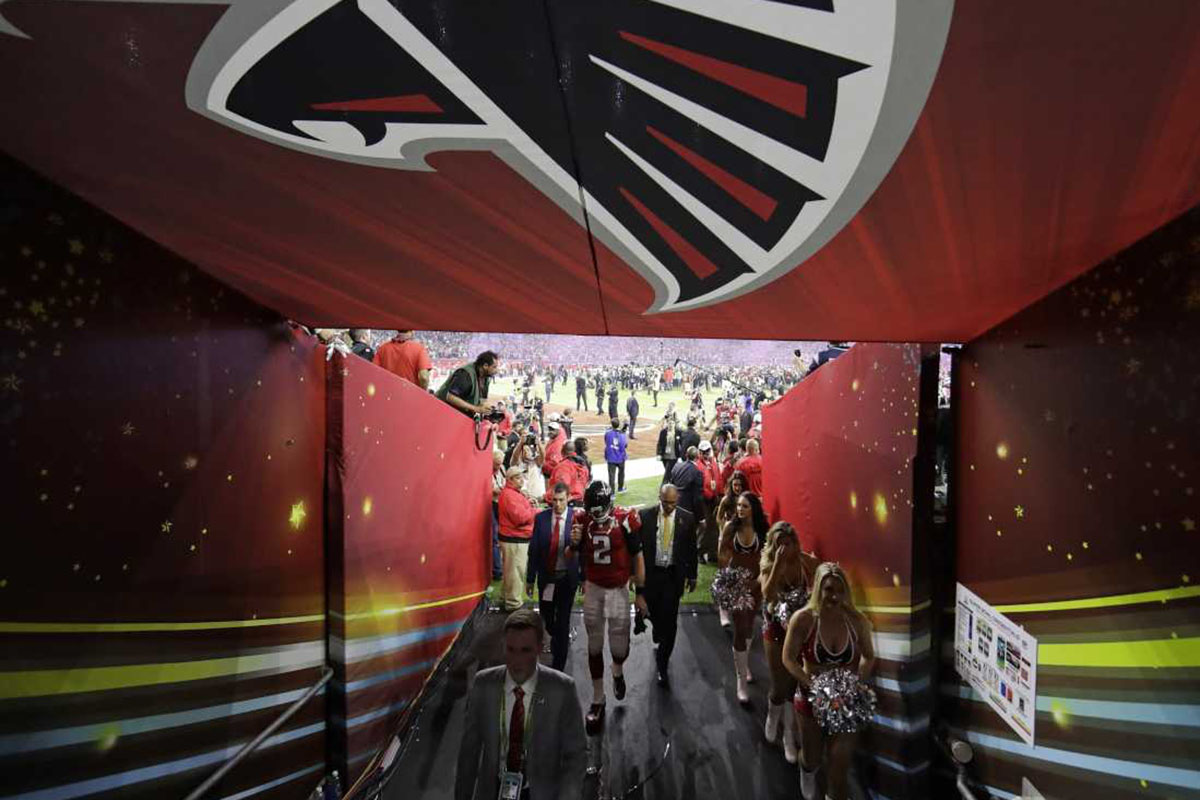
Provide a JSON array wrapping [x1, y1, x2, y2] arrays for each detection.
[[794, 612, 859, 718]]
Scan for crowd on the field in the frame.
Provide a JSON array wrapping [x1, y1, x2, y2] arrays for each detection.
[[300, 326, 871, 800]]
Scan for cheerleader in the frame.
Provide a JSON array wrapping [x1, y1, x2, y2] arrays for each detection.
[[714, 470, 748, 629], [758, 522, 819, 764], [782, 563, 876, 800], [717, 492, 768, 704]]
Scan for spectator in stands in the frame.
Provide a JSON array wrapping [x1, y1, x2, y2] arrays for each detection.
[[437, 350, 500, 416], [349, 329, 374, 361], [374, 330, 432, 389], [738, 438, 765, 496], [498, 467, 536, 611], [625, 390, 639, 439], [604, 417, 628, 493], [525, 484, 580, 671], [454, 609, 586, 800], [657, 412, 683, 484]]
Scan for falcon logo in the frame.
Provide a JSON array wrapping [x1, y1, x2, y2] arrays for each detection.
[[186, 0, 952, 313]]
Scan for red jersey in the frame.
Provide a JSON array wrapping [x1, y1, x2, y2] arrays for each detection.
[[373, 338, 432, 386], [542, 428, 566, 477], [737, 454, 764, 495], [576, 507, 643, 588], [545, 457, 589, 502]]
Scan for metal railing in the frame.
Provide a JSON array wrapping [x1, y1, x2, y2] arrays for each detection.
[[182, 667, 334, 800]]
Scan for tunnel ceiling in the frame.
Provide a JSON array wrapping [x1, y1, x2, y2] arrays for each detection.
[[1, 0, 1199, 341]]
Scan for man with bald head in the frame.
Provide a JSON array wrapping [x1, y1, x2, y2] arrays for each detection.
[[736, 438, 764, 496], [638, 484, 698, 687]]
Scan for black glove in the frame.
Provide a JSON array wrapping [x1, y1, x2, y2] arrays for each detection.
[[633, 610, 647, 635]]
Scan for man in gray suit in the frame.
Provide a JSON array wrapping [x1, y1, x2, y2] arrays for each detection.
[[455, 609, 587, 800]]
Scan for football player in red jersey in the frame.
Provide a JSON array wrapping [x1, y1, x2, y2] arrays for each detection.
[[566, 480, 648, 733]]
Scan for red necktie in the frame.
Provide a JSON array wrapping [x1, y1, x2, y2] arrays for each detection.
[[507, 686, 525, 772], [547, 514, 561, 573]]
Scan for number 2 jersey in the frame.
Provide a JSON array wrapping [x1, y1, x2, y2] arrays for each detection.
[[578, 507, 643, 588]]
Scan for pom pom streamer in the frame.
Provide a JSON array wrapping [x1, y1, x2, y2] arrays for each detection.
[[712, 566, 756, 612], [772, 586, 809, 627], [808, 667, 878, 734]]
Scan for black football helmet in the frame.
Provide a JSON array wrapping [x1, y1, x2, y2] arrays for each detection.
[[584, 480, 614, 523]]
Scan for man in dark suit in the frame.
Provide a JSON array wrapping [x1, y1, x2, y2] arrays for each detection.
[[638, 484, 698, 687], [455, 610, 586, 800], [575, 373, 588, 411], [525, 483, 581, 671], [656, 415, 683, 484], [625, 390, 640, 439]]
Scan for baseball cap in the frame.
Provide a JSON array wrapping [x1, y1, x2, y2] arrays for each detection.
[[548, 412, 561, 422], [699, 441, 713, 452]]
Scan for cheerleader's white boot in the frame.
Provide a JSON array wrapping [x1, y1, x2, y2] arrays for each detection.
[[733, 649, 750, 704], [781, 703, 799, 764], [764, 700, 784, 744], [799, 766, 817, 800], [719, 606, 732, 630]]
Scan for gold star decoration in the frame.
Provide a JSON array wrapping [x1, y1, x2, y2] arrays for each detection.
[[120, 422, 135, 436], [67, 239, 84, 255], [1014, 505, 1025, 518], [161, 520, 172, 533], [1125, 358, 1142, 376], [289, 501, 307, 530], [0, 373, 21, 393], [1183, 518, 1197, 532]]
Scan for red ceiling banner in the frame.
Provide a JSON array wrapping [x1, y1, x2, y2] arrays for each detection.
[[0, 1, 1198, 340]]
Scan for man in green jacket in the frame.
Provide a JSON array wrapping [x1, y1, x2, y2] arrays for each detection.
[[437, 350, 501, 416]]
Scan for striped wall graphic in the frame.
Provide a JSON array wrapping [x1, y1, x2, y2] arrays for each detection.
[[0, 618, 329, 800], [764, 342, 943, 799], [947, 207, 1200, 800], [0, 163, 334, 800]]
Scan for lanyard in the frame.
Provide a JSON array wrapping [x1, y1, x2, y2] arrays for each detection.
[[500, 683, 535, 774]]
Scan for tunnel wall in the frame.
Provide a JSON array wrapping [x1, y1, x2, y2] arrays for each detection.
[[324, 353, 492, 782], [946, 207, 1200, 799], [762, 341, 940, 800], [0, 157, 329, 799]]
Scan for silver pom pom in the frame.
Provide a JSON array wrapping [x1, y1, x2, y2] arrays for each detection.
[[772, 586, 809, 627], [711, 566, 757, 613], [808, 667, 877, 735]]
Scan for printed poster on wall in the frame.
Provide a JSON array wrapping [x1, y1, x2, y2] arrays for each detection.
[[954, 583, 1038, 745]]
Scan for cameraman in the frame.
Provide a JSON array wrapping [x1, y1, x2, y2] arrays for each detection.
[[435, 351, 500, 417]]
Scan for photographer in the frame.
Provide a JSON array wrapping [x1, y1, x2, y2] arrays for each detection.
[[515, 429, 546, 499], [436, 351, 500, 417]]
